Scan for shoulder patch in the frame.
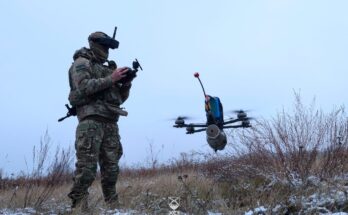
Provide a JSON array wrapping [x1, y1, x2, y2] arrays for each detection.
[[74, 57, 91, 72], [75, 64, 87, 71]]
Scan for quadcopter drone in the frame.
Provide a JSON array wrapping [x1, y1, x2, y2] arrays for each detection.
[[173, 72, 252, 152]]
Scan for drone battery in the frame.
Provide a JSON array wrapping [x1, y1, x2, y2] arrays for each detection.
[[207, 96, 224, 124]]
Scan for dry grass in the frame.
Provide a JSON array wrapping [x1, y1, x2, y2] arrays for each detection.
[[0, 168, 218, 213], [0, 130, 73, 213], [1, 152, 348, 214]]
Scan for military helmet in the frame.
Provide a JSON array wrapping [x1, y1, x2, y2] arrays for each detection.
[[88, 31, 119, 49]]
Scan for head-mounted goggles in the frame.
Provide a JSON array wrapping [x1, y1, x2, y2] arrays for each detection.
[[88, 32, 119, 49]]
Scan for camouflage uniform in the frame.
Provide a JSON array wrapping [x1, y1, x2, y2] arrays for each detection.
[[67, 34, 131, 208]]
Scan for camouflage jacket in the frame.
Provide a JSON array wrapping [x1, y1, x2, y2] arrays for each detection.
[[68, 47, 131, 122]]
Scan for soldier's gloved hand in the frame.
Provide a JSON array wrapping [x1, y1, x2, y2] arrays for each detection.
[[122, 81, 132, 88], [111, 67, 128, 83]]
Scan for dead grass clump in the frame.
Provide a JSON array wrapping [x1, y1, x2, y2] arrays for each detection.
[[0, 130, 73, 211]]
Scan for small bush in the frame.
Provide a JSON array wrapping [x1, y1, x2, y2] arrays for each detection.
[[235, 93, 348, 183], [1, 130, 73, 210]]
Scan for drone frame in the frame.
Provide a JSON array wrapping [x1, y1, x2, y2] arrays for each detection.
[[174, 115, 251, 134]]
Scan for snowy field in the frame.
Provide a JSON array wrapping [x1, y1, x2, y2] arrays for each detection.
[[1, 207, 348, 215], [0, 208, 224, 215]]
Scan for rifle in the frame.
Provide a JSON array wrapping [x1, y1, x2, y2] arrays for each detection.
[[58, 104, 76, 122]]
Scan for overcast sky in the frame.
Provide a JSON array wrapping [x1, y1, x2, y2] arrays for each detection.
[[1, 0, 347, 174]]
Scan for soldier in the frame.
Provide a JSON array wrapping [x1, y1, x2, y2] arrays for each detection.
[[67, 31, 133, 210]]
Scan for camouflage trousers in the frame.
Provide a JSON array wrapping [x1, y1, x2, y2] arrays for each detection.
[[68, 119, 123, 205]]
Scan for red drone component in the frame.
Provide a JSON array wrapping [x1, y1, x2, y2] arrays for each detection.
[[194, 72, 206, 98]]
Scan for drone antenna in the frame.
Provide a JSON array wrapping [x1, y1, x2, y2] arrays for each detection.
[[194, 72, 207, 98], [112, 26, 117, 39]]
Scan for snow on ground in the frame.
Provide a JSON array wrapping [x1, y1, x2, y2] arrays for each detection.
[[244, 206, 267, 215], [0, 208, 223, 215], [1, 206, 347, 215]]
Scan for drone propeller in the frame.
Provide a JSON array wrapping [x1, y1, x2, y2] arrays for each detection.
[[226, 109, 253, 120], [229, 109, 252, 114], [168, 116, 195, 121], [170, 116, 196, 128], [177, 116, 193, 120]]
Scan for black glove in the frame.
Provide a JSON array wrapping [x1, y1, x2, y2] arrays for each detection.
[[119, 68, 136, 84]]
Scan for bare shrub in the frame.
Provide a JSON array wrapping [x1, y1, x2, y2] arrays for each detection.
[[218, 92, 348, 187], [145, 139, 163, 170], [5, 130, 73, 209]]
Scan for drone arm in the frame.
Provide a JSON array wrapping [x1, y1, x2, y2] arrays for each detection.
[[223, 118, 242, 125], [223, 124, 251, 129], [174, 123, 208, 128], [186, 128, 206, 134], [223, 125, 244, 129], [188, 123, 208, 128]]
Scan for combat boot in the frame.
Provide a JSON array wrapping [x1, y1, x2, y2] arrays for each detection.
[[71, 197, 89, 213], [106, 199, 120, 210], [105, 195, 121, 210]]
